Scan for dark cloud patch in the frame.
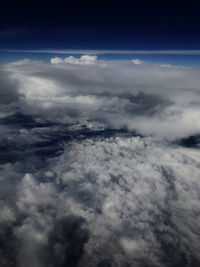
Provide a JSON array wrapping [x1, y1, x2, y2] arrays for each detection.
[[0, 113, 40, 129], [0, 223, 18, 267], [46, 216, 89, 267], [0, 113, 67, 164], [0, 111, 138, 165], [97, 259, 113, 267], [0, 69, 20, 104], [178, 135, 200, 148], [119, 92, 171, 116]]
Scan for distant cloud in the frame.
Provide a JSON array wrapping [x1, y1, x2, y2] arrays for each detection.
[[51, 55, 97, 64], [3, 56, 200, 138], [131, 59, 143, 64], [3, 49, 200, 55]]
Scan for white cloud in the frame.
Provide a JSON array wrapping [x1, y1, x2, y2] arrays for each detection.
[[0, 56, 200, 266], [0, 127, 200, 266], [51, 55, 97, 65], [131, 59, 143, 64], [36, 136, 200, 266], [3, 56, 200, 138]]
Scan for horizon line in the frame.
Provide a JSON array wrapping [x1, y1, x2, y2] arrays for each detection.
[[2, 49, 200, 55]]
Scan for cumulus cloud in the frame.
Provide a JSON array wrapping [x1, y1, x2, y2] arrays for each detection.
[[51, 55, 97, 65], [0, 56, 200, 266], [2, 56, 200, 138], [1, 134, 200, 266], [131, 59, 143, 64]]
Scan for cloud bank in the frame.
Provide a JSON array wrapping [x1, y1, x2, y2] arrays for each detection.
[[0, 56, 200, 267], [3, 56, 200, 138]]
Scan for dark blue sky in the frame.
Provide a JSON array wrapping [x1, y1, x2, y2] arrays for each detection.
[[1, 0, 200, 49], [1, 0, 200, 64]]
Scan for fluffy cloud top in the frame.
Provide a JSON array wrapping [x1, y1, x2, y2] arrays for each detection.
[[0, 133, 200, 267], [50, 55, 97, 65], [0, 56, 200, 267]]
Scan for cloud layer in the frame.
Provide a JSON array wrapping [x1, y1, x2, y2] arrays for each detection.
[[0, 56, 200, 266], [3, 56, 200, 138]]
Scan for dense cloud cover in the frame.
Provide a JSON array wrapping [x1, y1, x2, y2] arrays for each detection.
[[0, 56, 200, 267], [2, 56, 200, 138]]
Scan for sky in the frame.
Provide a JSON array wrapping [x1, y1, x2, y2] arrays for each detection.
[[1, 1, 200, 267], [1, 0, 200, 64]]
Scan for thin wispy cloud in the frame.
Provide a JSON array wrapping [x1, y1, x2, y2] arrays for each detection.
[[3, 49, 200, 55]]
